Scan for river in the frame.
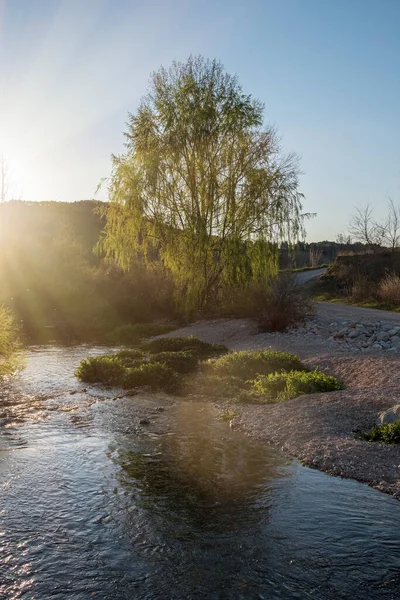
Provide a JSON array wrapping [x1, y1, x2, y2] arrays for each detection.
[[1, 346, 400, 599]]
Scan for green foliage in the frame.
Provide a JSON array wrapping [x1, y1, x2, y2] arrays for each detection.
[[361, 421, 400, 444], [208, 350, 306, 379], [109, 323, 174, 344], [141, 336, 227, 358], [251, 369, 344, 402], [122, 362, 177, 392], [100, 55, 305, 316], [0, 305, 22, 377], [150, 351, 198, 374], [75, 355, 126, 384]]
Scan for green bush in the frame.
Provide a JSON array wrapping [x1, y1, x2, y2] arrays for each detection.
[[208, 350, 306, 379], [360, 421, 400, 444], [150, 351, 199, 374], [251, 369, 344, 402], [75, 355, 126, 383], [122, 362, 177, 392], [141, 336, 227, 358], [108, 323, 174, 344], [0, 305, 21, 377]]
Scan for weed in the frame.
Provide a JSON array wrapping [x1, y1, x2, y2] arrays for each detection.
[[360, 421, 400, 444]]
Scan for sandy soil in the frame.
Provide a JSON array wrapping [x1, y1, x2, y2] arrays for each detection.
[[163, 305, 400, 498]]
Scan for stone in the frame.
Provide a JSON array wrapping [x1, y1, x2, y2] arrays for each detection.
[[376, 405, 400, 425], [372, 343, 383, 351], [139, 418, 150, 425], [348, 329, 360, 338], [388, 329, 399, 337], [377, 332, 390, 342], [349, 322, 357, 328], [382, 324, 393, 331], [335, 328, 348, 338], [387, 347, 398, 353]]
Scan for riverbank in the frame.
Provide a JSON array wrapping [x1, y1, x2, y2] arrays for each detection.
[[158, 313, 400, 499]]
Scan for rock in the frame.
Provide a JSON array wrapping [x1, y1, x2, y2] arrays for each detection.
[[388, 329, 399, 337], [348, 329, 360, 338], [387, 347, 398, 353], [139, 418, 150, 425], [376, 405, 400, 425], [349, 322, 357, 328], [154, 406, 165, 412], [335, 328, 348, 338], [377, 332, 390, 342], [372, 343, 383, 351], [382, 324, 393, 331]]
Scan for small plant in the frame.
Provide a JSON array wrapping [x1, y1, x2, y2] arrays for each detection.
[[208, 350, 306, 379], [378, 274, 400, 306], [251, 369, 344, 402], [141, 336, 227, 358], [258, 273, 314, 332], [150, 351, 199, 374], [360, 421, 400, 444], [218, 409, 238, 422], [109, 323, 174, 344], [76, 356, 126, 384]]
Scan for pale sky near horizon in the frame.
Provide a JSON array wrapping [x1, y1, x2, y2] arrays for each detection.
[[0, 0, 399, 241]]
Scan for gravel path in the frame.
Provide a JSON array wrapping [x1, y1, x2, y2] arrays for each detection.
[[317, 300, 400, 323], [164, 302, 400, 498]]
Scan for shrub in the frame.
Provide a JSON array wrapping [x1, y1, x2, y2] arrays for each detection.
[[108, 323, 174, 344], [258, 273, 314, 332], [351, 276, 372, 303], [141, 336, 227, 358], [208, 350, 306, 379], [122, 362, 177, 392], [378, 274, 400, 306], [150, 351, 198, 374], [0, 305, 21, 377], [251, 369, 344, 402], [360, 421, 400, 444], [76, 356, 126, 383]]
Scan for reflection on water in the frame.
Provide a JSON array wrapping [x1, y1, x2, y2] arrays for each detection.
[[1, 346, 400, 599]]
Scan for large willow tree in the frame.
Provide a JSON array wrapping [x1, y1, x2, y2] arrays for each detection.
[[101, 56, 305, 314]]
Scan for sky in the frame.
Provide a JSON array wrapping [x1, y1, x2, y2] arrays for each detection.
[[0, 0, 399, 241]]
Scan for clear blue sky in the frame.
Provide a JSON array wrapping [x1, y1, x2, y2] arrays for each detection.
[[1, 0, 399, 241]]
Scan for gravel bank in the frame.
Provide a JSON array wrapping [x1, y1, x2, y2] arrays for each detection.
[[163, 307, 400, 498]]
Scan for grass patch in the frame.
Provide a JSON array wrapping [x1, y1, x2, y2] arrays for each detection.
[[141, 336, 227, 358], [122, 362, 177, 392], [75, 356, 126, 384], [360, 422, 400, 444], [208, 350, 306, 379], [76, 342, 342, 404], [251, 369, 344, 402], [150, 351, 198, 374]]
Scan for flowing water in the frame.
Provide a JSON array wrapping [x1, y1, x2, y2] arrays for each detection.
[[1, 346, 400, 599]]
